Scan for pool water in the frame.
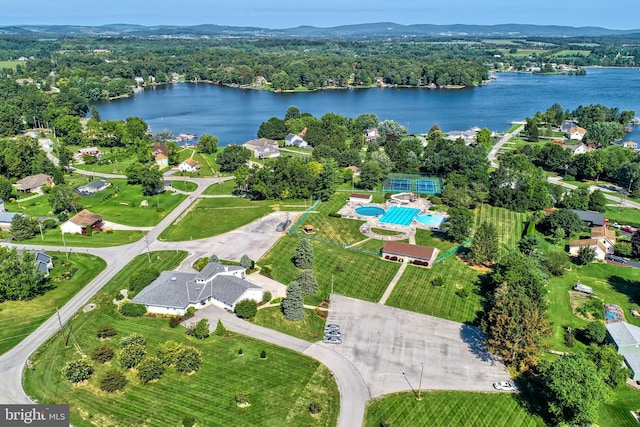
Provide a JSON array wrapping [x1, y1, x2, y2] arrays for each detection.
[[355, 206, 385, 216], [416, 214, 446, 227], [379, 206, 421, 226]]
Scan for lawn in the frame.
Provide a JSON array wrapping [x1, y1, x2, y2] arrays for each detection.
[[475, 204, 530, 251], [71, 157, 136, 175], [23, 251, 339, 427], [23, 230, 145, 247], [385, 256, 485, 324], [0, 253, 106, 355], [167, 179, 198, 193], [259, 235, 399, 305], [414, 229, 457, 253], [253, 307, 326, 341], [364, 391, 544, 427], [159, 197, 274, 241], [203, 179, 237, 195], [174, 149, 219, 177], [599, 386, 640, 427], [546, 262, 640, 353], [605, 206, 640, 227], [0, 60, 21, 70]]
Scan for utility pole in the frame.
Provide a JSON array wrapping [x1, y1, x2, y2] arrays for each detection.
[[417, 362, 424, 401], [61, 229, 68, 259], [145, 234, 151, 263]]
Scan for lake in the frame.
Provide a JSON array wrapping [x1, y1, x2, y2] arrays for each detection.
[[95, 68, 640, 145]]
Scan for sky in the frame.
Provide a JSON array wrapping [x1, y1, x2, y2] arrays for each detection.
[[1, 0, 639, 30]]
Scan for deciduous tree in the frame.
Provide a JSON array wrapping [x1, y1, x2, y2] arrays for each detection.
[[446, 207, 474, 243]]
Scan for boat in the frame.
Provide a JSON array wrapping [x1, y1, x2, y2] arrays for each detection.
[[178, 133, 198, 141]]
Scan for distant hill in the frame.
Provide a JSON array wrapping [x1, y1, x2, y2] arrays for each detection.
[[1, 22, 639, 39]]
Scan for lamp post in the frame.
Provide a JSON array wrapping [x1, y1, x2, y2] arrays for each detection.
[[144, 234, 151, 263], [61, 229, 68, 259], [417, 362, 424, 401]]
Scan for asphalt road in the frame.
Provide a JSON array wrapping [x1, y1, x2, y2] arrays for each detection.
[[487, 123, 525, 168]]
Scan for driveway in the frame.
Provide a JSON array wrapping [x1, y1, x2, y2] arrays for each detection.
[[324, 295, 509, 398]]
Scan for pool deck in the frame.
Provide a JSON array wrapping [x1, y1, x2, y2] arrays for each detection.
[[338, 196, 448, 241]]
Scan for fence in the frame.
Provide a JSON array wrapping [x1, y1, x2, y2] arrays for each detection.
[[434, 238, 472, 263]]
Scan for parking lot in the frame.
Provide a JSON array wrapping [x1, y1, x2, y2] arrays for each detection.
[[323, 295, 510, 397]]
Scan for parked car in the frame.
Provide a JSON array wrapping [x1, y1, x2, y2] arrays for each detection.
[[324, 330, 341, 337], [323, 336, 341, 344], [613, 222, 621, 229], [606, 254, 628, 264], [493, 381, 517, 391], [324, 324, 340, 331]]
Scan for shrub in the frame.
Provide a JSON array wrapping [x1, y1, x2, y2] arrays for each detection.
[[119, 344, 146, 369], [271, 296, 284, 304], [429, 196, 442, 205], [62, 359, 94, 383], [91, 344, 115, 364], [261, 265, 272, 277], [260, 350, 267, 359], [119, 302, 147, 317], [185, 307, 196, 318], [175, 346, 202, 374], [262, 291, 272, 303], [431, 276, 444, 287], [564, 329, 575, 347], [328, 212, 341, 218], [193, 257, 209, 271], [169, 316, 181, 328], [114, 292, 125, 301], [235, 392, 249, 407], [99, 369, 127, 392], [455, 287, 469, 299], [182, 415, 196, 427], [120, 333, 146, 348], [189, 319, 210, 340], [42, 219, 57, 229], [577, 298, 604, 320], [240, 254, 254, 270], [157, 341, 184, 366], [238, 348, 243, 356], [214, 319, 228, 336], [96, 324, 118, 339], [583, 321, 607, 345], [137, 356, 165, 383], [128, 268, 159, 294], [235, 299, 258, 318], [309, 402, 321, 414]]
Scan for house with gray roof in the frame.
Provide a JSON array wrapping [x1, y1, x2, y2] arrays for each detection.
[[606, 322, 640, 381], [571, 209, 606, 227], [131, 262, 262, 315]]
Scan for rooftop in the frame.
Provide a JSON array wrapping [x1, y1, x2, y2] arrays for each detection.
[[606, 322, 640, 348], [69, 209, 103, 227], [382, 241, 438, 260]]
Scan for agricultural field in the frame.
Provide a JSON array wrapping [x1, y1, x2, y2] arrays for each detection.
[[0, 253, 106, 355], [253, 307, 325, 341], [24, 251, 339, 427], [159, 197, 274, 241], [475, 204, 530, 251], [258, 235, 399, 305], [365, 391, 545, 427]]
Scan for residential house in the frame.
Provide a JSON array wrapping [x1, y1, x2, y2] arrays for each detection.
[[622, 141, 638, 150], [155, 154, 169, 167], [349, 193, 372, 204], [381, 241, 439, 268], [178, 158, 201, 172], [75, 179, 110, 196], [570, 142, 590, 156], [0, 211, 24, 230], [284, 133, 309, 148], [568, 238, 608, 261], [152, 145, 169, 157], [254, 146, 280, 159], [565, 126, 587, 140], [560, 120, 579, 133], [33, 249, 53, 277], [590, 226, 616, 253], [131, 262, 263, 315], [244, 138, 279, 151], [606, 322, 640, 381], [15, 174, 54, 193], [60, 209, 103, 234], [571, 209, 606, 227], [364, 128, 379, 143]]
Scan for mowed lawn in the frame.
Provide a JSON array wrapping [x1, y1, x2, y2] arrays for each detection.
[[159, 197, 274, 241], [24, 251, 339, 427], [386, 256, 485, 324], [0, 253, 106, 355], [605, 206, 640, 227], [259, 235, 399, 305], [364, 391, 544, 427], [475, 204, 530, 250], [23, 230, 145, 247], [253, 307, 326, 341]]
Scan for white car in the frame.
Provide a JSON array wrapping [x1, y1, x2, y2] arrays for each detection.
[[324, 323, 340, 331], [493, 381, 517, 391], [323, 336, 341, 344]]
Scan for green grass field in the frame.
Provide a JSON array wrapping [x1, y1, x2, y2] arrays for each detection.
[[259, 235, 399, 305], [159, 197, 274, 241], [167, 179, 198, 192], [386, 256, 484, 324], [24, 251, 339, 427], [605, 206, 640, 227], [365, 391, 545, 427], [0, 253, 106, 355], [253, 307, 325, 341], [203, 179, 237, 195], [475, 204, 530, 251], [23, 230, 145, 247]]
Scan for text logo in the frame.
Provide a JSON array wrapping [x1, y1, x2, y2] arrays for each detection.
[[1, 405, 68, 426]]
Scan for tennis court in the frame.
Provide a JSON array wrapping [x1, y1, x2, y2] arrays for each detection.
[[386, 178, 412, 192], [383, 175, 443, 195]]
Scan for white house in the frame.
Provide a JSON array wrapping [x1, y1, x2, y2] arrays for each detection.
[[590, 226, 616, 254], [284, 133, 309, 148], [131, 262, 263, 315], [568, 239, 607, 261], [178, 158, 201, 172], [60, 209, 103, 235], [565, 126, 587, 140], [254, 146, 280, 159], [623, 141, 638, 150]]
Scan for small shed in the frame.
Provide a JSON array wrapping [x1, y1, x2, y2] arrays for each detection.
[[573, 282, 593, 294], [303, 224, 315, 234]]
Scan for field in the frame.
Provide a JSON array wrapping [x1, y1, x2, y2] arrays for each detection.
[[258, 235, 400, 305], [364, 391, 545, 427], [159, 197, 274, 241], [0, 60, 21, 70], [605, 206, 640, 227], [475, 204, 530, 251], [166, 179, 197, 192], [253, 307, 325, 341], [385, 256, 484, 324], [23, 230, 145, 247], [0, 253, 106, 355], [23, 251, 339, 427], [203, 179, 237, 195]]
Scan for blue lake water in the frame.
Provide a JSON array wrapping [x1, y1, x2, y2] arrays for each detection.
[[94, 68, 640, 146]]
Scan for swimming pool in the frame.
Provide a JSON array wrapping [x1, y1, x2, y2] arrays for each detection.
[[355, 206, 385, 216], [379, 206, 421, 226], [416, 214, 446, 227]]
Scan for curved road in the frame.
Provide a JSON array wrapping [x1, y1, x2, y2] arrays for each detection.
[[487, 122, 525, 168]]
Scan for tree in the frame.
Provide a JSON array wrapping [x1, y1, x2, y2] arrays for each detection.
[[198, 134, 218, 154], [469, 222, 500, 265], [119, 343, 146, 369], [156, 340, 184, 366], [137, 356, 165, 383], [0, 176, 13, 201], [257, 117, 287, 140], [48, 186, 82, 214], [358, 161, 383, 190], [518, 234, 541, 257], [62, 359, 94, 383], [585, 344, 630, 389], [139, 165, 164, 196], [0, 248, 45, 302], [97, 324, 118, 338], [475, 128, 492, 146], [234, 299, 258, 318], [293, 239, 314, 269], [614, 240, 632, 257], [543, 209, 584, 237], [128, 268, 159, 294], [541, 353, 613, 426], [175, 346, 202, 373], [588, 189, 607, 212], [562, 187, 590, 210], [576, 246, 596, 265], [582, 322, 607, 345], [295, 270, 318, 296], [446, 207, 474, 243], [217, 145, 251, 172], [91, 344, 115, 363], [240, 255, 254, 270], [214, 319, 228, 336], [631, 229, 640, 258], [190, 319, 210, 340], [282, 281, 304, 321], [99, 369, 128, 392], [285, 106, 301, 121], [10, 215, 38, 241], [120, 332, 146, 348], [524, 117, 539, 142], [543, 251, 570, 276]]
